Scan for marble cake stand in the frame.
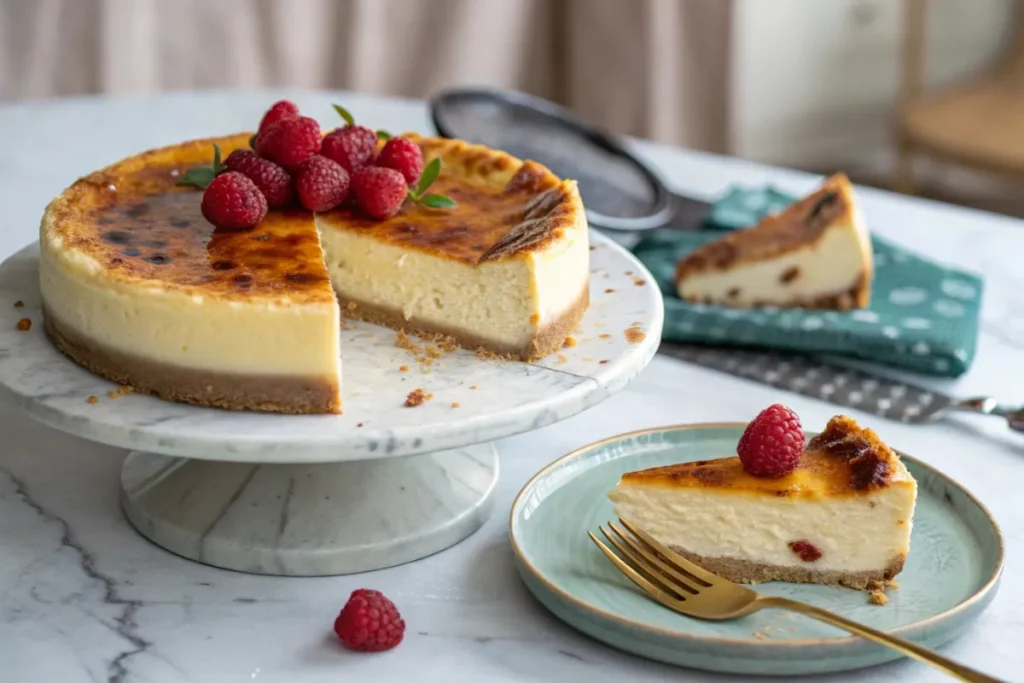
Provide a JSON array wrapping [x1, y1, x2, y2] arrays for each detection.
[[0, 233, 662, 575]]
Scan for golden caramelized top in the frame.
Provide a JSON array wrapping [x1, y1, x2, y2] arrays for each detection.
[[621, 416, 908, 499], [675, 173, 859, 281], [42, 133, 335, 304], [318, 133, 586, 264]]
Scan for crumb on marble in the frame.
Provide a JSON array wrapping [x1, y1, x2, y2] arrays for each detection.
[[87, 395, 98, 404], [451, 402, 460, 408], [599, 359, 609, 364], [625, 326, 646, 344], [633, 278, 646, 287], [399, 365, 409, 372], [868, 589, 888, 606], [357, 422, 364, 427], [405, 388, 433, 407], [13, 300, 24, 308], [555, 353, 568, 365], [599, 333, 611, 340], [470, 384, 478, 390], [16, 318, 31, 331], [475, 346, 509, 362], [604, 288, 615, 294], [106, 385, 134, 400], [563, 336, 578, 348], [625, 270, 633, 276]]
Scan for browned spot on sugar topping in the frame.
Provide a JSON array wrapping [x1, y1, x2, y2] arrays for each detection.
[[405, 388, 433, 407], [780, 266, 800, 284], [788, 540, 823, 562]]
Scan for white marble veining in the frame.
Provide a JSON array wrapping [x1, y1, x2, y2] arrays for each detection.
[[121, 444, 498, 576], [0, 235, 661, 463], [1, 90, 1023, 682]]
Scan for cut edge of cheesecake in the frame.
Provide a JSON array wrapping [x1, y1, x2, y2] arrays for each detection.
[[318, 131, 591, 362], [674, 173, 873, 310], [609, 415, 918, 590]]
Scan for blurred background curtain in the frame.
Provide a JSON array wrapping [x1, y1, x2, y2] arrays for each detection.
[[0, 0, 734, 152]]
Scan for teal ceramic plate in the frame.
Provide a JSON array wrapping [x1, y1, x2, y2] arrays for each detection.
[[509, 423, 1003, 675]]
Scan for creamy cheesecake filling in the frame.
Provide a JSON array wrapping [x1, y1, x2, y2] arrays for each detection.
[[317, 214, 589, 354], [678, 223, 870, 308], [40, 238, 342, 379], [609, 482, 916, 575]]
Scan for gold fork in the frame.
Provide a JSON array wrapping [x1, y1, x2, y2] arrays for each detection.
[[589, 518, 1002, 682]]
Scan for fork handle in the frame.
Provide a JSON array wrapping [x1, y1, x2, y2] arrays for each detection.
[[760, 597, 1003, 682]]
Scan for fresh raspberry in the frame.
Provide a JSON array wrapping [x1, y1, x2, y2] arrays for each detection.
[[351, 167, 408, 220], [223, 149, 294, 208], [736, 404, 805, 478], [201, 171, 267, 229], [258, 100, 300, 133], [294, 155, 350, 211], [375, 137, 424, 185], [255, 116, 321, 173], [321, 125, 378, 174], [333, 589, 405, 652]]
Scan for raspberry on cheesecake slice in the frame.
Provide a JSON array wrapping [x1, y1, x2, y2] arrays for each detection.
[[675, 173, 873, 310], [608, 408, 918, 590]]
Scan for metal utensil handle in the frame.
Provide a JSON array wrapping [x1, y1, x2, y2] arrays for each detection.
[[952, 398, 1024, 433], [762, 597, 1004, 681]]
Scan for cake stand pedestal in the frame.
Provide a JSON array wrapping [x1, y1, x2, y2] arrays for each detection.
[[0, 233, 662, 576], [120, 445, 497, 575]]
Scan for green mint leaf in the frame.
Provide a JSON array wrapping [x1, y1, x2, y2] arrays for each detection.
[[333, 104, 355, 126], [212, 144, 224, 174], [416, 158, 442, 196], [420, 194, 456, 209], [376, 130, 392, 141], [175, 166, 216, 189]]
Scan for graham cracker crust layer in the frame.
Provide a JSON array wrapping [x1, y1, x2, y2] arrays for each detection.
[[671, 546, 907, 591], [336, 284, 590, 361], [679, 270, 871, 311], [43, 310, 341, 414]]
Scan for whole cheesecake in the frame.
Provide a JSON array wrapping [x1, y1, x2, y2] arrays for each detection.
[[39, 132, 589, 414]]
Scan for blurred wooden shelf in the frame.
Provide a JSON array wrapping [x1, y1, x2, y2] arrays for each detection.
[[894, 0, 1024, 193]]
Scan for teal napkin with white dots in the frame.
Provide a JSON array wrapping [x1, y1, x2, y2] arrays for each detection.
[[633, 186, 983, 376]]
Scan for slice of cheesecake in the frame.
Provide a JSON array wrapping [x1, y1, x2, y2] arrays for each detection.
[[675, 173, 872, 310], [608, 415, 918, 589]]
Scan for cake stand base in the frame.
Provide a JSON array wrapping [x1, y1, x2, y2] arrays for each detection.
[[119, 444, 498, 576]]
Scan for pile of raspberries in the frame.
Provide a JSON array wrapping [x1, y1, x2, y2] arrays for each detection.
[[201, 100, 426, 229]]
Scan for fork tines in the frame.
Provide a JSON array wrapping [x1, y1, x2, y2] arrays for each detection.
[[589, 518, 717, 605]]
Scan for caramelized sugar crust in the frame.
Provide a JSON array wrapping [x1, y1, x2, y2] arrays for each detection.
[[318, 133, 585, 264], [622, 415, 904, 498], [43, 133, 335, 304], [674, 173, 859, 281]]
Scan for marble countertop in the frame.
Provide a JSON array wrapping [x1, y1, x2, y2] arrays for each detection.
[[1, 90, 1022, 682]]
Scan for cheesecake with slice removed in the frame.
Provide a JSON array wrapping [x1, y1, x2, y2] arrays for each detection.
[[608, 411, 917, 590], [40, 129, 589, 414], [675, 173, 872, 310]]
